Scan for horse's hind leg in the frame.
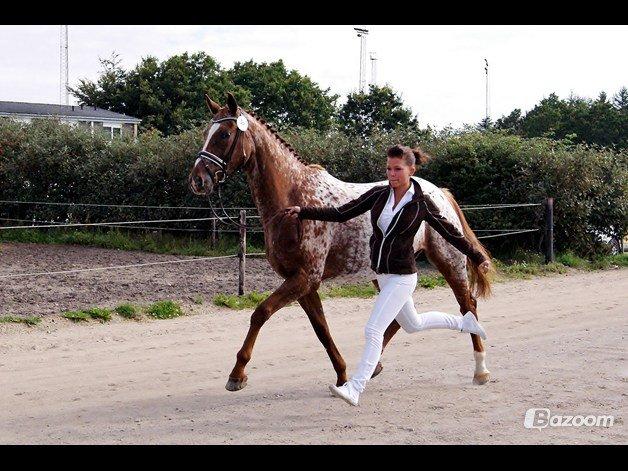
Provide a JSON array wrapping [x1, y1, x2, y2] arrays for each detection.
[[226, 270, 311, 392], [370, 278, 402, 379], [298, 290, 347, 386], [425, 241, 491, 385]]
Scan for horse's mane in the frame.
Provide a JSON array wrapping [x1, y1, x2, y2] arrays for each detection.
[[246, 110, 325, 171]]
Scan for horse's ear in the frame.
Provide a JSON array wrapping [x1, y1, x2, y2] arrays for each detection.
[[226, 92, 238, 115], [204, 94, 221, 114]]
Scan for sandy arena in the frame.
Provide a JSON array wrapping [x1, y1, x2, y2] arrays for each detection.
[[0, 242, 626, 444]]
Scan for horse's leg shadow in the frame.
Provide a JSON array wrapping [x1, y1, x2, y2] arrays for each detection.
[[226, 270, 312, 392], [297, 289, 347, 386]]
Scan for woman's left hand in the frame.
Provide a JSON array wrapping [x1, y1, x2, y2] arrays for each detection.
[[479, 260, 491, 274]]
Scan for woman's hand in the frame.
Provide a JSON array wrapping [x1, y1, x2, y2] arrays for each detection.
[[284, 206, 301, 217], [479, 259, 492, 274]]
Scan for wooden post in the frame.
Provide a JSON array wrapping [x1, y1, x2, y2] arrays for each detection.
[[544, 197, 555, 264], [211, 218, 217, 249], [238, 210, 246, 295]]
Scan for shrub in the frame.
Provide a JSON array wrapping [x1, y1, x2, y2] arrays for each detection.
[[1, 120, 625, 257]]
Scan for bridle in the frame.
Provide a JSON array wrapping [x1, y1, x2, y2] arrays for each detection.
[[197, 113, 247, 184], [195, 110, 259, 229]]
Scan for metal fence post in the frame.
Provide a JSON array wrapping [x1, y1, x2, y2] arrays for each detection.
[[544, 197, 555, 264], [238, 210, 246, 295]]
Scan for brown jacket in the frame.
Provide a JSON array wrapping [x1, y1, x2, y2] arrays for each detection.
[[298, 178, 487, 274]]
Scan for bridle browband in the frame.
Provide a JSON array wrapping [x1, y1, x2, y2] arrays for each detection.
[[196, 110, 259, 229]]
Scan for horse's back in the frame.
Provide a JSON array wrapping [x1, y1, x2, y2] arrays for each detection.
[[304, 170, 463, 282]]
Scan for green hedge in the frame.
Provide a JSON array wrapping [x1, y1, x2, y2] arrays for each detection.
[[0, 119, 626, 256], [421, 133, 627, 256]]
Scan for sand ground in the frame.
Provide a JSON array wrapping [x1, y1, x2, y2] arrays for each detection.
[[0, 265, 626, 444]]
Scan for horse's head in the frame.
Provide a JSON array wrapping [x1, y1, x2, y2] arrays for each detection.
[[189, 92, 255, 196]]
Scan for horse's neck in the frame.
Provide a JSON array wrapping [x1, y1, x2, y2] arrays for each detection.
[[244, 120, 306, 222]]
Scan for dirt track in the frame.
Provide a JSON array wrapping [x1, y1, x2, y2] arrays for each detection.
[[0, 242, 284, 316], [0, 259, 626, 444]]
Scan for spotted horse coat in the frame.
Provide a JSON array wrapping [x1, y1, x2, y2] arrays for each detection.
[[189, 96, 492, 391]]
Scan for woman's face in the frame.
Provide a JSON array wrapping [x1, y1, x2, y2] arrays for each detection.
[[386, 156, 415, 189]]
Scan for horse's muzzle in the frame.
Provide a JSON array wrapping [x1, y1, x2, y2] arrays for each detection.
[[189, 171, 214, 196]]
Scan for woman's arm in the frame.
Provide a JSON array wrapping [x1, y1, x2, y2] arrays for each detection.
[[288, 185, 387, 223], [420, 198, 487, 266]]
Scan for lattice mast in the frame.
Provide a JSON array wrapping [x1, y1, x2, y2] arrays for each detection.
[[60, 25, 69, 105], [370, 52, 377, 86], [354, 27, 369, 93], [484, 58, 490, 121]]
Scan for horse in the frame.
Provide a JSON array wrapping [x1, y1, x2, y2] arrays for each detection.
[[189, 92, 493, 392]]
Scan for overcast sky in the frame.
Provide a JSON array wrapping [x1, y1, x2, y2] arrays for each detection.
[[1, 25, 627, 129]]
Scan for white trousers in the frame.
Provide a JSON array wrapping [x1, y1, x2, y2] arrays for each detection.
[[348, 272, 465, 393]]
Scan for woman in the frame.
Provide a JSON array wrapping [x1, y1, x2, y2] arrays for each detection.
[[284, 144, 491, 406]]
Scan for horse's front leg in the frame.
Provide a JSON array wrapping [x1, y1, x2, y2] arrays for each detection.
[[226, 270, 312, 391]]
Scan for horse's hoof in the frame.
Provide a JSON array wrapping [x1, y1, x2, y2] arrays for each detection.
[[225, 375, 248, 391], [371, 362, 384, 378], [473, 371, 491, 385]]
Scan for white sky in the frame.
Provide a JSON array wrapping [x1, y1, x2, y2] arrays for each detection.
[[1, 25, 627, 129]]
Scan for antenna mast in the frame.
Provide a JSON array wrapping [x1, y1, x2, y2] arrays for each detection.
[[354, 27, 369, 93], [370, 53, 377, 86], [484, 58, 490, 121], [60, 25, 69, 105]]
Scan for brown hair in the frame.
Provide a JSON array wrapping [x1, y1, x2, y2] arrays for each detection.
[[386, 144, 431, 167]]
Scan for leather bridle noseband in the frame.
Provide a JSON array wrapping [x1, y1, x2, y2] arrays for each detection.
[[195, 111, 259, 229]]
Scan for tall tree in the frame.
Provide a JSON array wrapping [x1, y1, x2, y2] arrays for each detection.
[[495, 108, 523, 133], [477, 116, 494, 131], [494, 88, 628, 149], [70, 53, 129, 114], [338, 85, 419, 137], [71, 52, 249, 135], [613, 87, 628, 112], [228, 60, 338, 131]]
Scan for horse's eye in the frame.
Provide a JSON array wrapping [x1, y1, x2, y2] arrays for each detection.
[[220, 131, 230, 139]]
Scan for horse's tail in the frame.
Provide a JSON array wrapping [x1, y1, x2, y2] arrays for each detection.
[[441, 188, 494, 299]]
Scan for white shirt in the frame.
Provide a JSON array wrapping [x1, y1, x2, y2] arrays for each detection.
[[377, 182, 415, 233]]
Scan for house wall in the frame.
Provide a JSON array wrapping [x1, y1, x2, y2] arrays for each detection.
[[122, 123, 135, 137], [1, 114, 139, 139]]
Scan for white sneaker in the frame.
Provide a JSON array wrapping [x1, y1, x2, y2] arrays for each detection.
[[461, 311, 488, 340], [329, 382, 360, 406]]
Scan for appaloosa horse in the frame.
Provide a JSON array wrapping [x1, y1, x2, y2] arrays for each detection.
[[189, 93, 493, 392]]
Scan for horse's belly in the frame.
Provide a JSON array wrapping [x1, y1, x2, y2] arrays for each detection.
[[322, 214, 373, 282]]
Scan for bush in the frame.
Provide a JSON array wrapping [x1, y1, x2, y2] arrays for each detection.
[[420, 132, 627, 257], [1, 120, 625, 257]]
